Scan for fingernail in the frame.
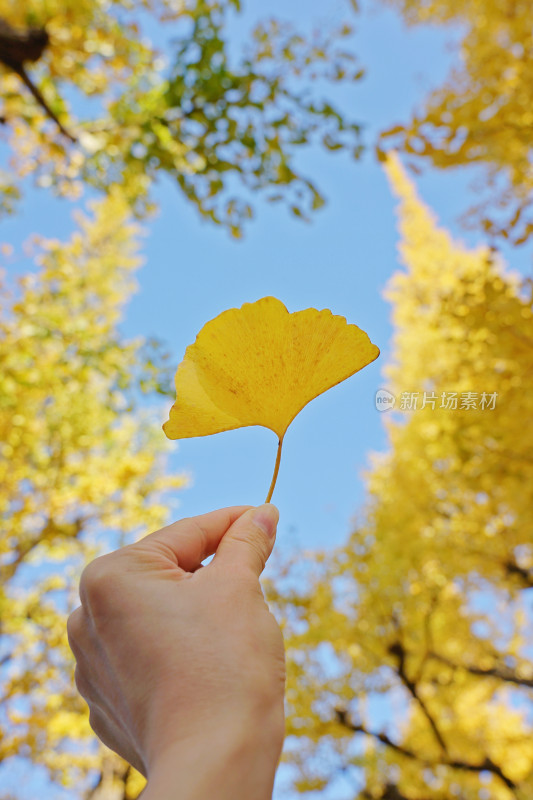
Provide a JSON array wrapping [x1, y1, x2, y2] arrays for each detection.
[[252, 504, 279, 539]]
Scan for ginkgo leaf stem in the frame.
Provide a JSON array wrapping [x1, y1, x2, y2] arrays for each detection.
[[265, 437, 283, 503]]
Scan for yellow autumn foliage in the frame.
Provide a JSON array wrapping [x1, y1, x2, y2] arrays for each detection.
[[0, 192, 185, 795], [271, 157, 533, 799], [379, 0, 533, 245]]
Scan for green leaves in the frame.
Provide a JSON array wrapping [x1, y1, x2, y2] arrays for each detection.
[[117, 5, 365, 235], [0, 0, 365, 236]]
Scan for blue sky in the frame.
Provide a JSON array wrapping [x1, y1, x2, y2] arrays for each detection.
[[1, 1, 528, 797], [2, 0, 468, 560]]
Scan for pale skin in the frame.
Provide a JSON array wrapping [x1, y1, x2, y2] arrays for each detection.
[[66, 504, 285, 800]]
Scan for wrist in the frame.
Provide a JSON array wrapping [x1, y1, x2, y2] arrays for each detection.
[[142, 709, 284, 800]]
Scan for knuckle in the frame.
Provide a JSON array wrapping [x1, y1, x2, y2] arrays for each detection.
[[80, 556, 116, 611], [66, 606, 84, 645], [88, 707, 104, 738], [74, 664, 90, 700], [80, 556, 105, 591]]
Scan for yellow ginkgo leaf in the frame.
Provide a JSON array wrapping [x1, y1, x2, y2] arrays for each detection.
[[164, 296, 379, 501]]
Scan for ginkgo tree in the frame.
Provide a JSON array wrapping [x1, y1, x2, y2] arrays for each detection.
[[378, 0, 533, 246], [269, 157, 533, 799], [0, 0, 363, 234], [0, 193, 186, 799]]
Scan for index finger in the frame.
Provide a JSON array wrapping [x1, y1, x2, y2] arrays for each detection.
[[135, 505, 253, 572]]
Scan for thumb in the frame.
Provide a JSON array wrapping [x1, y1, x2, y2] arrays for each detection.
[[212, 504, 279, 577]]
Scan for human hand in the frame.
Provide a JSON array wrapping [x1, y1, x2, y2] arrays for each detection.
[[67, 504, 285, 799]]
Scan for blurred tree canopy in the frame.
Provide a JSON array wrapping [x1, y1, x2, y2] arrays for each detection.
[[0, 194, 185, 798], [378, 0, 533, 246], [0, 1, 365, 795], [270, 157, 533, 799], [2, 0, 533, 798], [0, 0, 362, 235]]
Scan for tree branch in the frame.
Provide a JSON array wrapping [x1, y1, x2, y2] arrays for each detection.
[[1, 516, 87, 583], [335, 709, 419, 761], [360, 784, 413, 800], [0, 19, 48, 62], [388, 640, 448, 756], [429, 651, 533, 689], [0, 18, 75, 142], [335, 708, 517, 794], [12, 64, 76, 142], [504, 558, 533, 589], [0, 653, 12, 669]]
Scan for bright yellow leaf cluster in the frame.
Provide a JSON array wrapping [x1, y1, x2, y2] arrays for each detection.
[[0, 192, 185, 791], [379, 0, 533, 245], [272, 157, 533, 799]]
